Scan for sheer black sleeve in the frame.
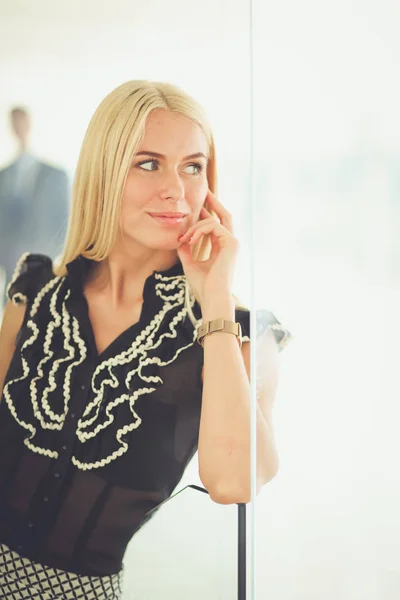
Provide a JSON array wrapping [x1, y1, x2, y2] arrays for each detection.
[[6, 253, 54, 306], [235, 307, 292, 352]]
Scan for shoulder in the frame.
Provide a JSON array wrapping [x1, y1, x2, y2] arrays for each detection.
[[0, 163, 14, 178], [7, 252, 56, 306], [39, 161, 68, 178]]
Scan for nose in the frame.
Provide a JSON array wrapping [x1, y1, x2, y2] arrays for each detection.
[[159, 170, 185, 202]]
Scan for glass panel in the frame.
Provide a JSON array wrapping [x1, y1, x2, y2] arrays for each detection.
[[252, 1, 400, 599], [0, 1, 253, 598]]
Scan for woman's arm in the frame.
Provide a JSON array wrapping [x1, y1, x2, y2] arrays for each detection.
[[0, 301, 26, 399], [198, 294, 280, 505]]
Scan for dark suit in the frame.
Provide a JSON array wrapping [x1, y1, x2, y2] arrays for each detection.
[[0, 155, 70, 303]]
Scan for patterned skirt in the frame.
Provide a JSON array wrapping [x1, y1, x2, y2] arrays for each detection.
[[0, 543, 123, 600]]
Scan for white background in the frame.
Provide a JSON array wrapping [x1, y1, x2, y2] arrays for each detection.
[[1, 0, 400, 598], [253, 1, 400, 599]]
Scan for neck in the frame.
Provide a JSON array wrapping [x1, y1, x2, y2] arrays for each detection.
[[18, 139, 28, 154], [87, 243, 179, 307]]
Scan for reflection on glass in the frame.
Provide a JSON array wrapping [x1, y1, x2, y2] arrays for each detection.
[[253, 2, 400, 599]]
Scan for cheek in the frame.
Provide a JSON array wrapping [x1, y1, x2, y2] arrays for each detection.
[[120, 187, 141, 229], [121, 176, 147, 212], [187, 179, 208, 211]]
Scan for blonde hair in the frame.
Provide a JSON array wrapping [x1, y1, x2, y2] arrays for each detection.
[[55, 80, 241, 323]]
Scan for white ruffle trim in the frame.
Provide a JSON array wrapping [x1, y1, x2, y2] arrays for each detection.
[[4, 268, 196, 470]]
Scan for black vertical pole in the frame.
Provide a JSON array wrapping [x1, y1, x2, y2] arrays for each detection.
[[238, 503, 246, 599]]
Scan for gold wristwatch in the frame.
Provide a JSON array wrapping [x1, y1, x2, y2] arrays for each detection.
[[197, 318, 243, 348]]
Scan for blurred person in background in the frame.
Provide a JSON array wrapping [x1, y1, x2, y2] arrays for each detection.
[[0, 107, 69, 309]]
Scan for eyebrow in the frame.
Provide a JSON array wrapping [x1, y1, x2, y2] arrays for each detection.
[[135, 151, 208, 161]]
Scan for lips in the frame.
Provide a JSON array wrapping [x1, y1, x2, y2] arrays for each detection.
[[147, 212, 187, 226], [148, 212, 187, 218]]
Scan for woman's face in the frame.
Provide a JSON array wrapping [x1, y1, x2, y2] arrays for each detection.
[[119, 109, 209, 251]]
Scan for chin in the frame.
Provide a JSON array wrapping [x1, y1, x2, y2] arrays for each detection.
[[123, 231, 181, 252], [158, 239, 182, 252]]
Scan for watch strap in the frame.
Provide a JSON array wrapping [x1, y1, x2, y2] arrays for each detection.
[[197, 318, 243, 348]]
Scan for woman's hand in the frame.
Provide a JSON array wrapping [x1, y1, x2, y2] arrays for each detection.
[[177, 190, 239, 307]]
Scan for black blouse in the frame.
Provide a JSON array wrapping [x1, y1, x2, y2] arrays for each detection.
[[0, 253, 291, 577]]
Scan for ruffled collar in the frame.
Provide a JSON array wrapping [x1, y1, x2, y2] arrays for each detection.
[[64, 255, 189, 360]]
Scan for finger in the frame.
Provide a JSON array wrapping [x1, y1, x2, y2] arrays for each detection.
[[179, 216, 218, 242], [206, 191, 233, 233], [188, 221, 233, 246], [201, 205, 218, 220], [177, 241, 195, 264], [181, 205, 220, 241], [183, 218, 225, 242], [200, 206, 212, 219], [209, 232, 220, 260]]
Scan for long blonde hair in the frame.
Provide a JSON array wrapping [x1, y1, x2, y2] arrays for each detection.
[[55, 80, 241, 323]]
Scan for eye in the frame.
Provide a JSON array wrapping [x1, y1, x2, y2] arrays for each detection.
[[137, 159, 158, 171], [184, 163, 203, 175]]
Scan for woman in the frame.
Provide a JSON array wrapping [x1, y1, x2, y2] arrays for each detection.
[[0, 81, 291, 599]]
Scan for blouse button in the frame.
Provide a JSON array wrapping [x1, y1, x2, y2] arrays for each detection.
[[70, 413, 76, 419], [43, 497, 49, 502], [27, 522, 34, 528], [81, 384, 86, 390], [54, 472, 61, 478], [61, 445, 68, 451]]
